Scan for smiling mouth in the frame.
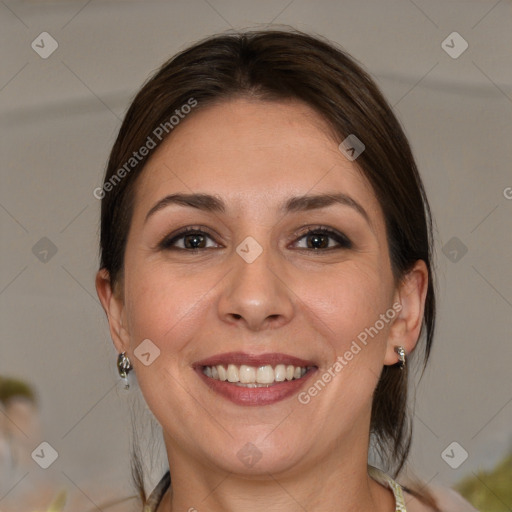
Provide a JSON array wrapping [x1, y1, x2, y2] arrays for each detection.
[[202, 363, 314, 387]]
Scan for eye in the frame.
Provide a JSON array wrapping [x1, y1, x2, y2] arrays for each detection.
[[158, 226, 220, 251], [292, 226, 352, 251], [158, 225, 352, 252]]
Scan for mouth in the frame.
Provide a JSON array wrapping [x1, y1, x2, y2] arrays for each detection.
[[193, 352, 318, 406]]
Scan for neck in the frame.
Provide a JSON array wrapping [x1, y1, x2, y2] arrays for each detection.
[[158, 432, 395, 512]]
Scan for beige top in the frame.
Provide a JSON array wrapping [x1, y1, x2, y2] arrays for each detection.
[[144, 466, 408, 511]]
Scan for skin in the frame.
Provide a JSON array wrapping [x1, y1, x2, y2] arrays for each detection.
[[96, 98, 429, 512]]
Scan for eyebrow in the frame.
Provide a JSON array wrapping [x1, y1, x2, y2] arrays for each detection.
[[284, 193, 371, 226], [144, 193, 225, 223], [144, 192, 372, 228]]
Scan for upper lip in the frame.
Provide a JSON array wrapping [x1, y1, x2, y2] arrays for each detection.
[[194, 352, 317, 368]]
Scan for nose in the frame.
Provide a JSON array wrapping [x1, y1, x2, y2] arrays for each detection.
[[217, 243, 295, 331]]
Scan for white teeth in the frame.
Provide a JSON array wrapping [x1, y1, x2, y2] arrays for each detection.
[[217, 364, 227, 381], [233, 382, 275, 388], [227, 364, 239, 382], [256, 365, 274, 384], [274, 364, 286, 382], [202, 363, 310, 385], [239, 364, 256, 383]]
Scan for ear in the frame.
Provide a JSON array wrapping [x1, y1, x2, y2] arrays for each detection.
[[384, 259, 429, 366], [95, 268, 130, 354]]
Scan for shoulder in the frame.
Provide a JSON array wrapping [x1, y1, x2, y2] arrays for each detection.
[[403, 485, 479, 512]]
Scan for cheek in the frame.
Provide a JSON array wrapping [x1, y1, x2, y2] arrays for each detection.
[[296, 265, 393, 418], [122, 267, 210, 415], [123, 262, 219, 352], [300, 261, 392, 343]]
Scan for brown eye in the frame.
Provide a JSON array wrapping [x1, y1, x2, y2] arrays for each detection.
[[180, 233, 208, 249], [293, 227, 352, 251], [159, 227, 220, 251], [305, 233, 330, 249]]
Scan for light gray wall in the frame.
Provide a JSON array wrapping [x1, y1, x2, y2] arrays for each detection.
[[1, 0, 511, 508]]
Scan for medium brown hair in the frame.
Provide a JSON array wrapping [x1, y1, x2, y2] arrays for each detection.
[[98, 28, 436, 507]]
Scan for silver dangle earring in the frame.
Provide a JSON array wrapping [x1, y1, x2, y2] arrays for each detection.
[[117, 352, 133, 389], [395, 346, 406, 370]]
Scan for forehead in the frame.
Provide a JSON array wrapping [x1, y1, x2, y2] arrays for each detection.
[[132, 98, 383, 223]]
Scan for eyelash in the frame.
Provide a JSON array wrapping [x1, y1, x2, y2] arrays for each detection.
[[158, 225, 352, 252]]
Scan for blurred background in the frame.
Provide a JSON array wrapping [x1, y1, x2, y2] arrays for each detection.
[[1, 0, 511, 510]]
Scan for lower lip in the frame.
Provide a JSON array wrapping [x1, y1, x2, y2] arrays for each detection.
[[195, 367, 317, 406]]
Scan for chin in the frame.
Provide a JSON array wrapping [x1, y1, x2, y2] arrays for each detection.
[[200, 430, 310, 477]]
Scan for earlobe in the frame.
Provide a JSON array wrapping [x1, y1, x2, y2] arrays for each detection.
[[95, 268, 130, 354], [384, 260, 429, 366]]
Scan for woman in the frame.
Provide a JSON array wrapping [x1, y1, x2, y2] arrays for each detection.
[[95, 29, 476, 512]]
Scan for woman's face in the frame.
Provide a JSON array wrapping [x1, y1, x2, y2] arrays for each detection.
[[106, 98, 411, 476]]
